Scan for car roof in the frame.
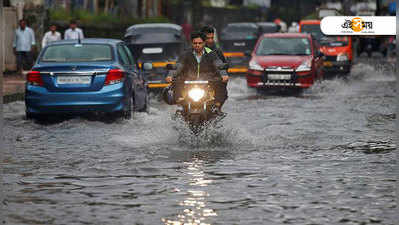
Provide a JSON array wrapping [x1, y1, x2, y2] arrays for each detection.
[[257, 22, 277, 27], [125, 23, 182, 32], [299, 20, 321, 25], [47, 38, 123, 46], [261, 33, 311, 38], [124, 23, 182, 39], [226, 22, 258, 28]]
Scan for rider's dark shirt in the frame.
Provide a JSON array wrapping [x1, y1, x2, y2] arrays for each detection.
[[208, 44, 227, 63], [174, 48, 221, 81]]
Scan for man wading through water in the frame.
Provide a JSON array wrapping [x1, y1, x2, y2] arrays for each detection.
[[166, 31, 229, 113]]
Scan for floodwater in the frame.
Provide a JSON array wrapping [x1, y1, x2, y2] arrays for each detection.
[[1, 58, 396, 225]]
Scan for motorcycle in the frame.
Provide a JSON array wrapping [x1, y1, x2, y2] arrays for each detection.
[[164, 64, 227, 133]]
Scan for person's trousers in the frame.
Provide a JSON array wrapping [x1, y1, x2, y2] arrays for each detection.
[[213, 82, 228, 105], [16, 51, 33, 71]]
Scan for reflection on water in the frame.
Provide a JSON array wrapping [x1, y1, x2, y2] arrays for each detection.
[[163, 159, 217, 225]]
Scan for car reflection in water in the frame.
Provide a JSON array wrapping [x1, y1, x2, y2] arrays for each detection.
[[162, 159, 217, 225]]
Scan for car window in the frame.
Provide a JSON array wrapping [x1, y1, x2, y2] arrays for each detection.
[[122, 45, 136, 65], [117, 45, 130, 65], [136, 44, 180, 62], [256, 37, 311, 56], [319, 36, 349, 47], [300, 24, 325, 41], [223, 25, 258, 34], [41, 44, 113, 62], [260, 26, 278, 33]]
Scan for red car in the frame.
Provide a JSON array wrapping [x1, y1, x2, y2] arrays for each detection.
[[246, 33, 324, 90]]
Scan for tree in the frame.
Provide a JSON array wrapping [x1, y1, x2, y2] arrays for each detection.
[[341, 0, 352, 15], [104, 0, 115, 14], [104, 0, 109, 14], [119, 0, 138, 18], [93, 0, 98, 14], [83, 0, 89, 10]]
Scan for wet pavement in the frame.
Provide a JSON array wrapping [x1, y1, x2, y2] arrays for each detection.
[[1, 58, 397, 225], [2, 74, 26, 103], [2, 74, 25, 95]]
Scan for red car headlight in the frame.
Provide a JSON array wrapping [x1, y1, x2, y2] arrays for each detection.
[[296, 60, 311, 72]]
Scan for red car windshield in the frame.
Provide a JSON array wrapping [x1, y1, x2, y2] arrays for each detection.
[[256, 37, 311, 56]]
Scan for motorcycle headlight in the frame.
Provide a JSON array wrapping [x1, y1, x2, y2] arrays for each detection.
[[337, 53, 348, 61], [188, 88, 205, 102], [249, 60, 263, 71], [296, 60, 311, 72]]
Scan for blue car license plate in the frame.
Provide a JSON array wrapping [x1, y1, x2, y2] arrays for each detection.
[[57, 76, 92, 84]]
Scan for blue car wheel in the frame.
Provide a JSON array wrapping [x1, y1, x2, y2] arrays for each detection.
[[124, 95, 133, 120]]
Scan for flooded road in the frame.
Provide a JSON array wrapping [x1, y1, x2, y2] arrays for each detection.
[[1, 59, 396, 225]]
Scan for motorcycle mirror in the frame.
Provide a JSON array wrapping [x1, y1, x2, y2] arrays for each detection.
[[166, 63, 177, 70], [143, 63, 153, 71]]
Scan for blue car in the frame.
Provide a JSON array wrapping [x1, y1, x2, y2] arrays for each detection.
[[25, 38, 148, 120]]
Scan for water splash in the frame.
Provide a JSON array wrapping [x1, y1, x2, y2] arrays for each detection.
[[227, 77, 257, 99], [171, 114, 255, 150], [350, 61, 396, 81]]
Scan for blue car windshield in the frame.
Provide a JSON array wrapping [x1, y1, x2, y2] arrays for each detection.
[[256, 38, 311, 56], [41, 44, 113, 62]]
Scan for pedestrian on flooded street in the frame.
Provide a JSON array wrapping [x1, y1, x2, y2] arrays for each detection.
[[64, 20, 84, 40], [42, 24, 62, 48], [13, 19, 36, 75]]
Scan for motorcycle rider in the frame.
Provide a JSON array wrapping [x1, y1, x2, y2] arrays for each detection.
[[201, 25, 229, 111], [201, 25, 227, 64], [165, 31, 228, 113]]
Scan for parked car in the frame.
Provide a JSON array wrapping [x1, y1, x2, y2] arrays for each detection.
[[246, 33, 324, 90], [124, 23, 187, 90], [220, 23, 260, 75], [25, 38, 148, 120], [299, 20, 353, 75]]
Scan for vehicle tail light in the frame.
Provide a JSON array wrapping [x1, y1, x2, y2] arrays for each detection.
[[27, 71, 44, 86], [105, 69, 124, 85]]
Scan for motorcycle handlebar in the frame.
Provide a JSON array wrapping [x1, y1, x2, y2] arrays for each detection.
[[167, 63, 228, 71]]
